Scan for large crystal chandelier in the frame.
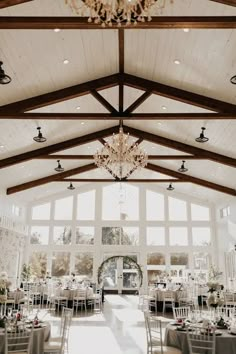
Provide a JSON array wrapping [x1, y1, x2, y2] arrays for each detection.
[[94, 126, 148, 179], [65, 0, 172, 27]]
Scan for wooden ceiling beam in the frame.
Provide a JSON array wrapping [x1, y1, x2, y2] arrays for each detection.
[[0, 125, 119, 169], [209, 0, 236, 7], [125, 91, 152, 113], [0, 0, 32, 8], [1, 16, 236, 29], [90, 89, 118, 113], [146, 163, 236, 196], [60, 178, 182, 183], [6, 163, 97, 195], [123, 73, 236, 113], [0, 74, 120, 113], [0, 112, 236, 120], [118, 29, 124, 74], [124, 125, 236, 168], [36, 154, 205, 160]]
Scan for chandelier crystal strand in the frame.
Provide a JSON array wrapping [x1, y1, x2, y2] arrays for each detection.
[[65, 0, 172, 27], [94, 127, 148, 179]]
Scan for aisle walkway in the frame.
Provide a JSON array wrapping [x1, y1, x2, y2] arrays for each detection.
[[50, 295, 146, 354]]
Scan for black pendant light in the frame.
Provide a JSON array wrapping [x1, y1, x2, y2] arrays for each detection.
[[195, 127, 209, 143], [55, 160, 64, 172], [178, 160, 188, 173], [67, 182, 75, 190], [230, 75, 236, 85], [33, 127, 47, 143], [166, 183, 174, 191], [0, 61, 11, 85]]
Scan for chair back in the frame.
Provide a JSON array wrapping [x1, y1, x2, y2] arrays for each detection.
[[60, 307, 73, 335], [76, 289, 87, 299], [5, 327, 33, 354], [187, 325, 216, 354], [144, 312, 163, 351], [59, 309, 72, 354], [163, 290, 174, 301], [173, 306, 191, 321]]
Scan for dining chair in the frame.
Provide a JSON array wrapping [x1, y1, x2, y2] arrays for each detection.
[[54, 288, 68, 312], [44, 307, 72, 354], [187, 325, 216, 354], [147, 288, 157, 313], [72, 289, 87, 312], [5, 326, 33, 354], [224, 292, 236, 307], [173, 306, 191, 321], [144, 311, 181, 354], [162, 291, 175, 314]]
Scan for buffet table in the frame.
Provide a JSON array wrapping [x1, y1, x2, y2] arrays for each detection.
[[165, 324, 236, 354]]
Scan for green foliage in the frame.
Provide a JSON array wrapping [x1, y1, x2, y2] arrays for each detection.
[[97, 255, 143, 287], [21, 263, 31, 281]]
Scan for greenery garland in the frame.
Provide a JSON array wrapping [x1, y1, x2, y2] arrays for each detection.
[[97, 255, 143, 287]]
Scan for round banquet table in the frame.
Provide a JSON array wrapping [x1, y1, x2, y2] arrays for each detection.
[[59, 287, 94, 300], [0, 322, 50, 354], [165, 324, 236, 354]]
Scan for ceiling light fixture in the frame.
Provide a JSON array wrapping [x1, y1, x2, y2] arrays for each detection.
[[178, 160, 188, 173], [167, 183, 174, 191], [183, 28, 189, 32], [63, 59, 69, 65], [0, 61, 11, 85], [55, 160, 64, 172], [230, 75, 236, 85], [94, 123, 148, 179], [76, 106, 81, 110], [33, 127, 47, 143], [174, 59, 181, 65], [66, 0, 172, 27], [67, 182, 75, 190], [161, 105, 167, 110], [54, 28, 61, 32], [195, 127, 209, 143]]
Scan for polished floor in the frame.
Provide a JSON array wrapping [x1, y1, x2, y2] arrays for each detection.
[[46, 295, 149, 354]]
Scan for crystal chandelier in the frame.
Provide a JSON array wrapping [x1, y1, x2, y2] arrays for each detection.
[[65, 0, 172, 27], [94, 126, 148, 179]]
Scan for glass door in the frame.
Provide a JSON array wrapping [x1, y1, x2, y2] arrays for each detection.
[[102, 254, 139, 294]]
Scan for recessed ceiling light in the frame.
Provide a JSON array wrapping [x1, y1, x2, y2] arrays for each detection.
[[174, 59, 181, 65], [157, 122, 162, 126], [183, 28, 189, 33], [87, 146, 91, 149], [54, 28, 61, 33], [161, 105, 167, 110], [0, 145, 4, 148], [76, 106, 81, 110], [81, 121, 85, 125], [152, 146, 155, 149], [63, 59, 69, 65]]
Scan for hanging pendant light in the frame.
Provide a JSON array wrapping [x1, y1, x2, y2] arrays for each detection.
[[0, 61, 11, 85], [178, 160, 188, 173], [55, 160, 64, 172], [67, 182, 75, 190], [33, 127, 47, 143], [166, 183, 174, 191], [195, 127, 209, 143]]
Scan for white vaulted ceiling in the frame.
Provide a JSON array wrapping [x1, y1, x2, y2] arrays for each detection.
[[0, 0, 236, 204]]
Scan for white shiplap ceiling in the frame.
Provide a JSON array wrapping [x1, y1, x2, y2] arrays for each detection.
[[0, 0, 236, 205]]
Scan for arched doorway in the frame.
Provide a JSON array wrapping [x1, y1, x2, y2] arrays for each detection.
[[98, 255, 143, 294]]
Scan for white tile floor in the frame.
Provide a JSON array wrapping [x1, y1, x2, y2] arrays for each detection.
[[45, 295, 148, 354]]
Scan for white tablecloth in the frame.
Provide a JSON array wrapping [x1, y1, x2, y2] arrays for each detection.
[[59, 288, 94, 300], [0, 322, 50, 354]]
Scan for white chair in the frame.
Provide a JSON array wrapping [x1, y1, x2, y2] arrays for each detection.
[[173, 306, 191, 321], [146, 288, 157, 313], [144, 312, 181, 354], [73, 289, 87, 312], [162, 291, 175, 314], [44, 307, 72, 354], [187, 325, 216, 354], [224, 292, 236, 307], [5, 326, 33, 354], [54, 288, 68, 312]]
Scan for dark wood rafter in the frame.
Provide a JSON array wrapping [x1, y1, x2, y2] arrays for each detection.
[[119, 84, 124, 113], [210, 0, 236, 6], [90, 89, 118, 113], [0, 74, 120, 113], [0, 0, 32, 8], [1, 112, 236, 120], [124, 125, 236, 168], [125, 91, 152, 113], [123, 73, 236, 113], [6, 163, 97, 195], [118, 29, 124, 74], [59, 178, 182, 183], [0, 125, 119, 170], [1, 16, 236, 29], [36, 154, 207, 160], [146, 163, 236, 196]]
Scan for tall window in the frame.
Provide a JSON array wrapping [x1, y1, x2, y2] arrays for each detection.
[[54, 196, 73, 220], [51, 252, 70, 276], [77, 190, 95, 220], [30, 226, 49, 245], [146, 227, 165, 246], [32, 203, 50, 220], [168, 197, 187, 221], [146, 190, 164, 220], [191, 203, 210, 221], [169, 227, 188, 246]]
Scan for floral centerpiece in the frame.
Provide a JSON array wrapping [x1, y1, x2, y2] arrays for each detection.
[[207, 265, 223, 308], [0, 271, 10, 303]]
